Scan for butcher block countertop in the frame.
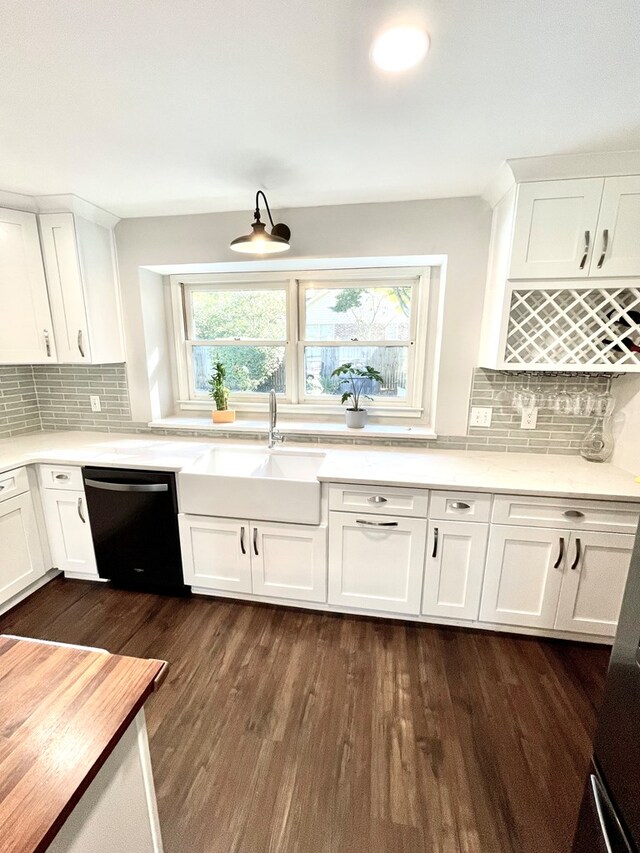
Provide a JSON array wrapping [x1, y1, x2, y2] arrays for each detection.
[[0, 635, 166, 853]]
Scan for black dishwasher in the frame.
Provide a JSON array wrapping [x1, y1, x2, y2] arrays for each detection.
[[82, 467, 186, 593]]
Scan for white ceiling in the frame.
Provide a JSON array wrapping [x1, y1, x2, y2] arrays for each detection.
[[1, 0, 639, 218]]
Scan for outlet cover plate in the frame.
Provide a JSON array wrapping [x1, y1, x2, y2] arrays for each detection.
[[90, 395, 102, 413], [520, 407, 538, 430], [470, 406, 493, 428]]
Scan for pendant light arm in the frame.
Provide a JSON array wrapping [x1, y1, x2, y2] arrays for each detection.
[[255, 190, 276, 228]]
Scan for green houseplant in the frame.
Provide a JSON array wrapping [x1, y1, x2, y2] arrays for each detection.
[[331, 362, 384, 429], [208, 361, 235, 424]]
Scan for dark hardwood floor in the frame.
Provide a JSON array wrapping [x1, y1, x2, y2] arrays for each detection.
[[0, 579, 610, 853]]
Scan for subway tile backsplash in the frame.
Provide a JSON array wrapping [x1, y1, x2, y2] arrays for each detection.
[[0, 364, 614, 454], [0, 366, 41, 438]]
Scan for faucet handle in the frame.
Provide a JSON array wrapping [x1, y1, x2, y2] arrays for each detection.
[[272, 429, 285, 445]]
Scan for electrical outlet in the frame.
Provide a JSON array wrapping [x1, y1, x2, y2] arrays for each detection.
[[470, 406, 493, 428], [520, 407, 538, 430], [90, 395, 102, 413]]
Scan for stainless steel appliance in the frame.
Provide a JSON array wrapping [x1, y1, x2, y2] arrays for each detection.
[[82, 466, 186, 593], [573, 528, 640, 852]]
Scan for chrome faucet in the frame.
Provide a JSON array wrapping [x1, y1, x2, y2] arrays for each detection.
[[268, 389, 284, 449]]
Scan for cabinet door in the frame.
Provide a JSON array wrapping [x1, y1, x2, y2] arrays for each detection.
[[178, 514, 251, 593], [555, 531, 634, 636], [480, 525, 565, 628], [251, 522, 327, 602], [590, 176, 640, 277], [0, 492, 46, 603], [328, 512, 426, 614], [39, 213, 90, 363], [509, 179, 603, 279], [0, 208, 56, 363], [422, 521, 489, 620], [41, 489, 97, 577]]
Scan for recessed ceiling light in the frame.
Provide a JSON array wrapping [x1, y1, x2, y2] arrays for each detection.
[[371, 25, 430, 73]]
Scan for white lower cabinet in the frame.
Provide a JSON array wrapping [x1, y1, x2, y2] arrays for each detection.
[[179, 515, 252, 593], [479, 525, 566, 629], [41, 489, 98, 578], [0, 491, 47, 603], [422, 520, 489, 621], [554, 531, 635, 637], [328, 511, 426, 615], [251, 522, 327, 602], [179, 514, 327, 602]]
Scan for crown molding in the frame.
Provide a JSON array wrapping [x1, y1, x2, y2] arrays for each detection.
[[483, 150, 640, 207], [0, 190, 119, 228]]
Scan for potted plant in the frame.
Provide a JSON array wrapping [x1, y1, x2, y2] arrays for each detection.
[[331, 362, 383, 429], [208, 361, 235, 424]]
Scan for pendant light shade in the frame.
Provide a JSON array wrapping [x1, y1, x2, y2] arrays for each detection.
[[230, 191, 291, 255]]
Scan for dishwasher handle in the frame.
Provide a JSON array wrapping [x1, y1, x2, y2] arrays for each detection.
[[84, 479, 169, 493]]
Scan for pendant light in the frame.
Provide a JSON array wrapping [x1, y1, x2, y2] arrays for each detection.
[[230, 190, 291, 254]]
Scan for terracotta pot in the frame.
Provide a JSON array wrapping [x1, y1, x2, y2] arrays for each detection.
[[212, 409, 236, 424], [345, 408, 367, 429]]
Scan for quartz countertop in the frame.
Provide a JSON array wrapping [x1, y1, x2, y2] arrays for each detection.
[[1, 430, 640, 503], [0, 635, 165, 853]]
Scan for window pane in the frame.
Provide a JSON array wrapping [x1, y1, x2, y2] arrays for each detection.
[[191, 289, 287, 340], [304, 285, 412, 341], [304, 346, 408, 399], [192, 346, 286, 394]]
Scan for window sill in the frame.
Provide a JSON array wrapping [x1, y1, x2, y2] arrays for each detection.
[[149, 416, 437, 441], [176, 401, 424, 419]]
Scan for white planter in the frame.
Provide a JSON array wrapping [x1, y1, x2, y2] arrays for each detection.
[[345, 408, 367, 429]]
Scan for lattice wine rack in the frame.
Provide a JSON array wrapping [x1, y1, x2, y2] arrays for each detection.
[[504, 286, 640, 370]]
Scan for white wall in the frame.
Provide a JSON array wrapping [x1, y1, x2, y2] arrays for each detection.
[[612, 375, 640, 474], [115, 197, 492, 432]]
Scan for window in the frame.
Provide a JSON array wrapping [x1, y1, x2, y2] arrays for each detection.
[[300, 279, 416, 402], [184, 282, 290, 397], [171, 266, 434, 418]]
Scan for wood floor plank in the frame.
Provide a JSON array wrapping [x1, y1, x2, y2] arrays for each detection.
[[0, 579, 610, 853]]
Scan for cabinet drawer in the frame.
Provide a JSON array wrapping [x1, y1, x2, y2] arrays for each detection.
[[492, 494, 640, 535], [429, 491, 492, 523], [0, 467, 30, 501], [39, 464, 84, 491], [328, 483, 429, 518]]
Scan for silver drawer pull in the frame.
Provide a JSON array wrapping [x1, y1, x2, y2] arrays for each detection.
[[450, 501, 471, 510], [0, 484, 5, 491], [77, 329, 85, 358], [77, 497, 86, 523], [563, 510, 585, 519], [368, 495, 388, 504], [356, 519, 398, 527], [55, 473, 70, 481]]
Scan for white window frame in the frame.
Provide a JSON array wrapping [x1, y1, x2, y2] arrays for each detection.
[[169, 261, 442, 422]]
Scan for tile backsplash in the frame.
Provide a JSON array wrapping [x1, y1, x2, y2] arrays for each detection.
[[0, 366, 41, 438], [0, 363, 615, 454], [33, 365, 139, 432], [466, 368, 612, 454]]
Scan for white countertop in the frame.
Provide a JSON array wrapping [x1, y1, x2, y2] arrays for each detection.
[[1, 430, 640, 503]]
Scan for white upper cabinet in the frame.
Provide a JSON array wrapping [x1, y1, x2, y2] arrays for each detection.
[[509, 176, 640, 280], [509, 179, 604, 279], [39, 213, 124, 363], [590, 176, 640, 277], [0, 208, 56, 364]]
